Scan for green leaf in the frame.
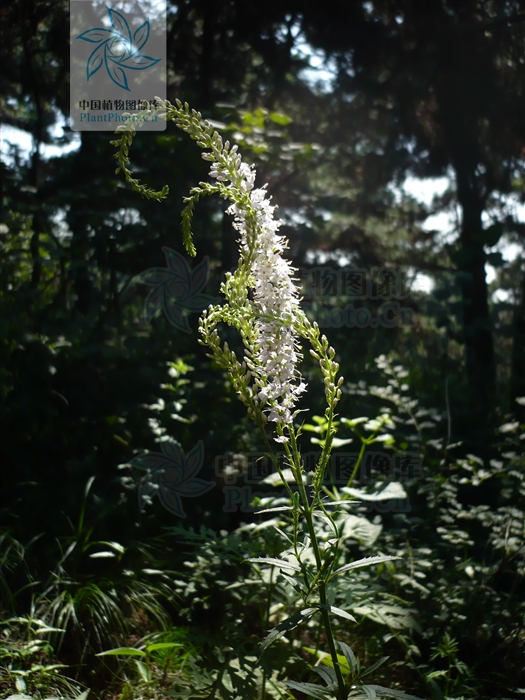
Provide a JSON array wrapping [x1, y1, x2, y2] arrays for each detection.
[[15, 679, 27, 693], [361, 656, 390, 678], [312, 665, 338, 691], [135, 659, 152, 683], [247, 556, 300, 571], [316, 604, 357, 622], [366, 685, 423, 700], [331, 437, 353, 447], [304, 647, 353, 676], [96, 647, 146, 657], [145, 642, 183, 653], [303, 423, 325, 434], [361, 686, 377, 700], [75, 692, 90, 700], [338, 640, 357, 676], [284, 681, 330, 699], [269, 112, 292, 126], [333, 555, 400, 577], [341, 416, 369, 427], [260, 608, 318, 653]]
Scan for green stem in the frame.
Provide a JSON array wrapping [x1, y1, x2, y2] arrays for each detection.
[[346, 438, 367, 490], [288, 429, 346, 699]]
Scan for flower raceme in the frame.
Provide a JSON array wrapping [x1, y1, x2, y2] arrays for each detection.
[[201, 127, 307, 429], [112, 99, 343, 443]]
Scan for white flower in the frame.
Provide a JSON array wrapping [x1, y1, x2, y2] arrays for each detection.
[[210, 155, 307, 426]]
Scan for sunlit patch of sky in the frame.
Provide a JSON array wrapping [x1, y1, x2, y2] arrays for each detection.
[[1, 111, 81, 164]]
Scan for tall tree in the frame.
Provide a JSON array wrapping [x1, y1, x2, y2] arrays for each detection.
[[292, 0, 525, 437]]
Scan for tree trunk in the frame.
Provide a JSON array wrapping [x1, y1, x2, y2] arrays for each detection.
[[454, 161, 496, 437], [510, 272, 525, 421]]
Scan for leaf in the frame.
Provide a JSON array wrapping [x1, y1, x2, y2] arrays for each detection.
[[107, 8, 131, 42], [253, 506, 294, 514], [317, 604, 357, 623], [246, 557, 300, 571], [331, 437, 353, 447], [350, 604, 418, 631], [333, 555, 400, 577], [366, 686, 423, 700], [86, 44, 105, 80], [361, 686, 377, 700], [76, 692, 90, 700], [312, 665, 338, 691], [341, 416, 369, 427], [338, 640, 357, 676], [260, 468, 307, 485], [135, 659, 151, 683], [96, 647, 146, 657], [89, 551, 116, 558], [76, 28, 114, 43], [260, 608, 317, 653], [341, 482, 407, 502], [284, 681, 330, 699], [269, 112, 293, 125], [121, 54, 160, 70], [133, 20, 150, 51], [361, 656, 390, 678], [104, 51, 130, 91], [97, 540, 125, 555], [146, 642, 183, 653]]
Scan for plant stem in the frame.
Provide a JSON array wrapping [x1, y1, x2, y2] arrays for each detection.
[[288, 429, 346, 699]]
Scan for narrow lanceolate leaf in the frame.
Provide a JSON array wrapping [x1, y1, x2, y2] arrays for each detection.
[[361, 656, 390, 678], [365, 686, 423, 700], [333, 555, 401, 577], [260, 608, 317, 654], [361, 686, 377, 700], [253, 506, 294, 514], [246, 556, 300, 571], [316, 603, 357, 622], [284, 681, 331, 699], [312, 664, 339, 691], [338, 640, 357, 676], [96, 647, 146, 657], [146, 642, 183, 652], [135, 659, 151, 683]]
